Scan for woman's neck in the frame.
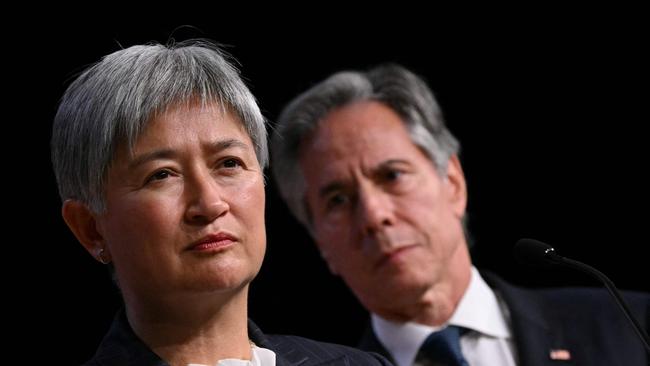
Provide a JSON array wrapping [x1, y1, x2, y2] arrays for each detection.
[[126, 288, 252, 366]]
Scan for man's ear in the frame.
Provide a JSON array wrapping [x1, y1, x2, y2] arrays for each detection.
[[445, 155, 468, 219], [319, 248, 339, 275], [61, 199, 110, 264]]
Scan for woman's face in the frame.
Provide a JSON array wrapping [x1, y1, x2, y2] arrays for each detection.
[[95, 102, 266, 303]]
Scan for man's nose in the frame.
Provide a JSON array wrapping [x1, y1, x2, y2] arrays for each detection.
[[357, 183, 396, 237]]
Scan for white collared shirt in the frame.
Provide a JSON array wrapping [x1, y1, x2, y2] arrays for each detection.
[[372, 267, 517, 366], [188, 345, 276, 366]]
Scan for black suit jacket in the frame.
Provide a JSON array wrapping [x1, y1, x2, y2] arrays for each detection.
[[359, 271, 649, 366], [82, 310, 392, 366]]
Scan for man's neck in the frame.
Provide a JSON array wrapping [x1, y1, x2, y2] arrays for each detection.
[[377, 248, 473, 326]]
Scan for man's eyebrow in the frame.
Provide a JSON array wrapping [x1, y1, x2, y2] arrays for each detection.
[[376, 159, 410, 169], [316, 159, 410, 198], [319, 181, 345, 199]]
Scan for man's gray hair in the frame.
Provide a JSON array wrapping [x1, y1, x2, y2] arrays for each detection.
[[271, 64, 459, 231]]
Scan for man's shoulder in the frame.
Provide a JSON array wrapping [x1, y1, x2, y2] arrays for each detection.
[[481, 269, 649, 326], [481, 270, 648, 303], [265, 333, 392, 365]]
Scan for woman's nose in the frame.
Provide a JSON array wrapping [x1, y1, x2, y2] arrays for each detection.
[[184, 173, 230, 224]]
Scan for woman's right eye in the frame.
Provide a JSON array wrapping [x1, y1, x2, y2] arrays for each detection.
[[146, 170, 171, 183]]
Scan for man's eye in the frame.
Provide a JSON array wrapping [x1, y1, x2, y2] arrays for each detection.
[[384, 170, 402, 181], [327, 193, 349, 209]]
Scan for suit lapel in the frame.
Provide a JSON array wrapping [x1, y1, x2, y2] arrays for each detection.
[[358, 324, 397, 365], [248, 319, 348, 366], [482, 271, 576, 366]]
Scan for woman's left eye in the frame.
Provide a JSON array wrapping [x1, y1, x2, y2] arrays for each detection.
[[221, 158, 243, 168]]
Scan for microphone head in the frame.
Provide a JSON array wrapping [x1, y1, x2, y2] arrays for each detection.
[[514, 238, 560, 267]]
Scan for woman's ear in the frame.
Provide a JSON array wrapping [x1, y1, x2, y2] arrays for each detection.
[[61, 200, 110, 264]]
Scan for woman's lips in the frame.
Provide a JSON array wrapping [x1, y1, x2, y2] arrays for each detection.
[[187, 233, 237, 252]]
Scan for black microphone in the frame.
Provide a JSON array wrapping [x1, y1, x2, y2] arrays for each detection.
[[514, 238, 650, 354]]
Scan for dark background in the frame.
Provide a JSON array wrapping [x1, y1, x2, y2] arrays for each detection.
[[16, 15, 647, 364]]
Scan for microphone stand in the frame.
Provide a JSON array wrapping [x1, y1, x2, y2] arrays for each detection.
[[545, 249, 650, 354]]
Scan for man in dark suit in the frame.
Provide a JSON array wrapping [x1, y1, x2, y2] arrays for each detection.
[[270, 64, 649, 365]]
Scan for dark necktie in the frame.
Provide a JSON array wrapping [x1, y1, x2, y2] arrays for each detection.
[[413, 326, 469, 366]]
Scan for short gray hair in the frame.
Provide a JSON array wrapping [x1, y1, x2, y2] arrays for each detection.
[[52, 40, 268, 212], [271, 64, 459, 230]]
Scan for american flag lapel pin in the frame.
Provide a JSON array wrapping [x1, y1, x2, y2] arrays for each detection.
[[549, 349, 571, 361]]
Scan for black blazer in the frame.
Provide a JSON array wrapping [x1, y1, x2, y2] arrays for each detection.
[[82, 310, 392, 366], [359, 272, 649, 366]]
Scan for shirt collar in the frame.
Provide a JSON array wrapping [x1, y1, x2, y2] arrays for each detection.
[[371, 315, 434, 366], [450, 267, 511, 338], [188, 345, 277, 366]]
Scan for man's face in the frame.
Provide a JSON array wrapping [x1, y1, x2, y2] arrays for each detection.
[[299, 101, 468, 316]]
